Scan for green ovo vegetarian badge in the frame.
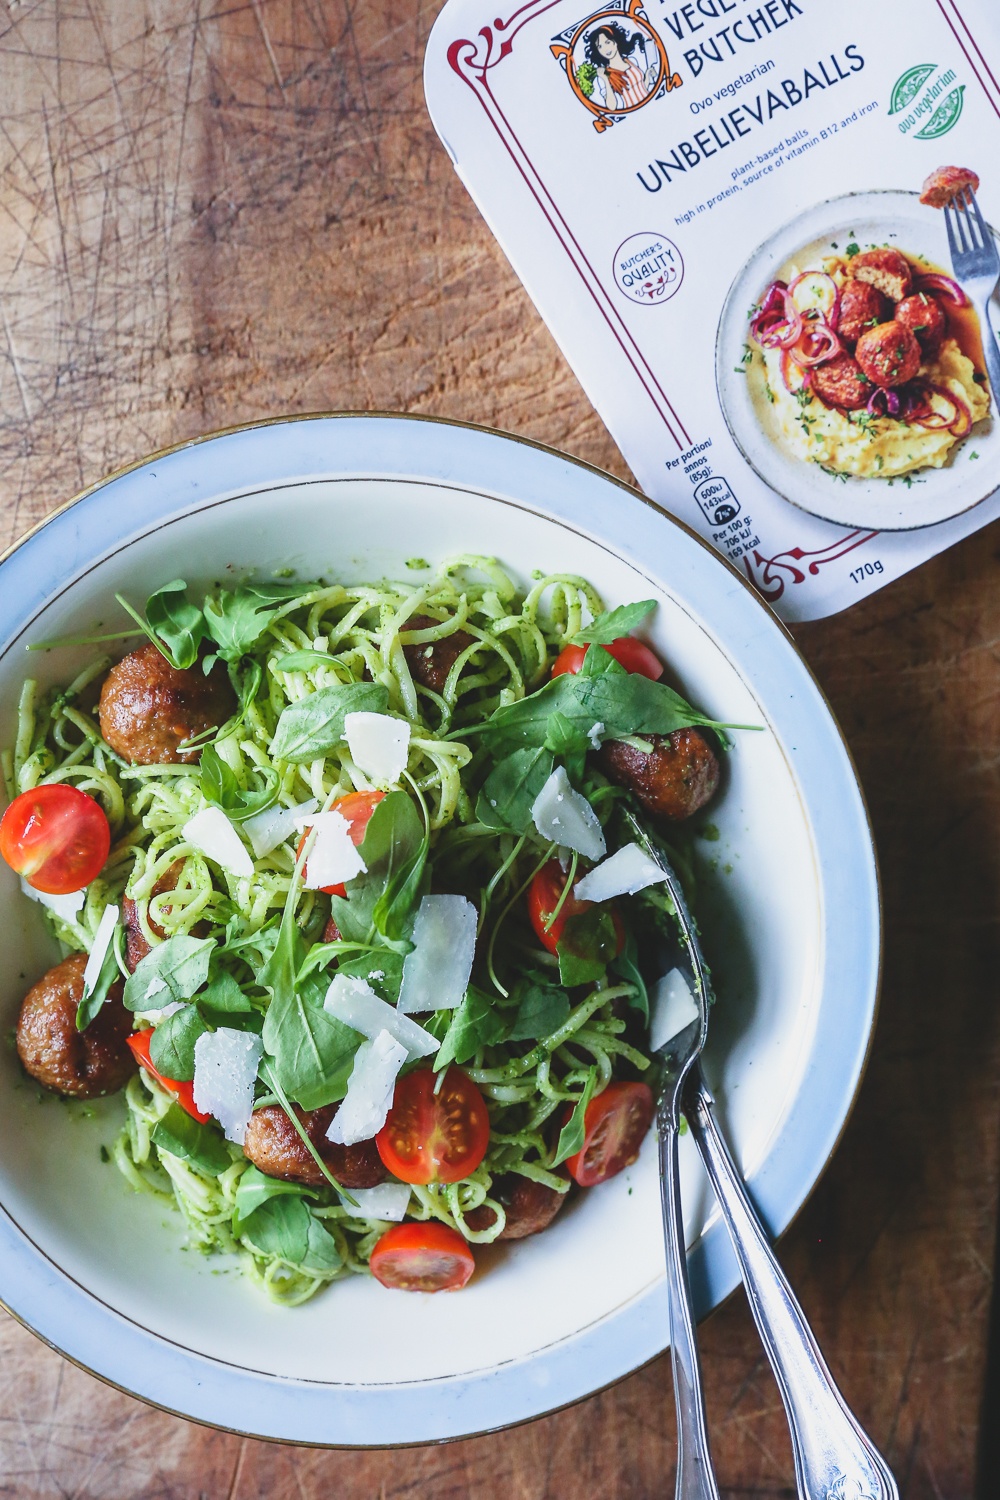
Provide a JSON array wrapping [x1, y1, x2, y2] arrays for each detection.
[[889, 63, 965, 140]]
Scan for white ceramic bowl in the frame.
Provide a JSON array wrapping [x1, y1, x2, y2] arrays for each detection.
[[0, 415, 880, 1445], [716, 190, 1000, 531]]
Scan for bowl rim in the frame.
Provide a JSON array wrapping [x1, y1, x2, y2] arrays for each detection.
[[0, 411, 882, 1445]]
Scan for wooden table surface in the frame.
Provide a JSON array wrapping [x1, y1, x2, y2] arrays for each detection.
[[0, 3, 997, 1496]]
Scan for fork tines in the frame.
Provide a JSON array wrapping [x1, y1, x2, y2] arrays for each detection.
[[945, 185, 992, 264]]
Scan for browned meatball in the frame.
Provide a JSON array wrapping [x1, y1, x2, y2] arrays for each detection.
[[243, 1103, 386, 1188], [855, 321, 922, 388], [920, 165, 979, 208], [836, 280, 891, 346], [850, 248, 913, 303], [811, 352, 872, 411], [598, 728, 719, 822], [99, 643, 235, 765], [16, 953, 137, 1099], [402, 615, 475, 695], [895, 292, 947, 355], [465, 1174, 569, 1241]]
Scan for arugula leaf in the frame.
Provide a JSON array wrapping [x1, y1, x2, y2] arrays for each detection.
[[123, 934, 215, 1012], [508, 979, 570, 1042], [557, 908, 620, 987], [330, 791, 425, 947], [203, 588, 273, 662], [334, 948, 405, 1004], [75, 931, 121, 1031], [200, 743, 279, 822], [149, 1003, 209, 1081], [434, 986, 507, 1070], [551, 1066, 598, 1167], [543, 712, 588, 781], [239, 1194, 342, 1273], [152, 1104, 232, 1174], [116, 580, 205, 670], [275, 650, 336, 673], [483, 653, 731, 755], [260, 906, 360, 1109], [200, 968, 253, 1014], [271, 682, 390, 763], [611, 929, 650, 1024], [232, 1163, 313, 1231], [574, 600, 656, 645], [476, 746, 554, 833]]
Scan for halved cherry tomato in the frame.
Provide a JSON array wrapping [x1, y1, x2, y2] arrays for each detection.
[[127, 1029, 212, 1124], [564, 1081, 654, 1186], [550, 637, 663, 681], [376, 1066, 490, 1185], [369, 1221, 475, 1292], [0, 783, 111, 895], [296, 789, 385, 896], [527, 860, 624, 956]]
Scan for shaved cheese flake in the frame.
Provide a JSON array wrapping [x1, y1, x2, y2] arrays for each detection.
[[20, 877, 85, 924], [325, 1030, 407, 1146], [587, 722, 605, 750], [531, 766, 606, 862], [294, 809, 367, 889], [193, 1028, 264, 1143], [183, 807, 254, 879], [397, 894, 477, 1014], [650, 969, 700, 1052], [324, 973, 437, 1060], [341, 1181, 412, 1222], [82, 903, 120, 999], [343, 712, 410, 785], [574, 843, 665, 904], [244, 798, 318, 859]]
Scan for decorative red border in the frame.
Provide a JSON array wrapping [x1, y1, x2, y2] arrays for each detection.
[[743, 529, 877, 603]]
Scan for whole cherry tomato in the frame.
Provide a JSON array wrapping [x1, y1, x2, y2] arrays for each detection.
[[0, 783, 111, 895], [564, 1081, 654, 1186], [126, 1029, 212, 1123], [376, 1066, 490, 1185], [527, 860, 624, 956], [550, 637, 663, 681], [369, 1221, 475, 1292], [297, 788, 385, 896]]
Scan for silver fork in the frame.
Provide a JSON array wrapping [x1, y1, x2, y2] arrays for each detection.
[[625, 809, 899, 1500], [943, 186, 1000, 403]]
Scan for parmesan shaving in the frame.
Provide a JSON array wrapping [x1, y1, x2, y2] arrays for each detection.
[[182, 807, 254, 878]]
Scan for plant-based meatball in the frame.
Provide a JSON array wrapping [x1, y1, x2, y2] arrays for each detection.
[[850, 248, 913, 303], [98, 643, 235, 765], [464, 1174, 569, 1240], [855, 320, 922, 388], [894, 292, 948, 355], [810, 352, 872, 411], [920, 165, 979, 208], [16, 953, 137, 1099], [243, 1103, 386, 1189], [402, 615, 475, 695], [598, 727, 719, 822], [836, 280, 891, 346]]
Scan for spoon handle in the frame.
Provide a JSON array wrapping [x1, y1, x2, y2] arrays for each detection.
[[658, 1104, 722, 1500], [687, 1077, 899, 1500]]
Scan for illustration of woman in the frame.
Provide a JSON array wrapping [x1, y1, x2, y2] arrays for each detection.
[[583, 22, 658, 110]]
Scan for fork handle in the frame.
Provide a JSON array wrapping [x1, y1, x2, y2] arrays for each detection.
[[687, 1077, 898, 1500], [972, 293, 1000, 412], [658, 1104, 721, 1500]]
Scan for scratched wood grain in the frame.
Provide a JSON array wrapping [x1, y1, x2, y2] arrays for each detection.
[[0, 3, 997, 1497]]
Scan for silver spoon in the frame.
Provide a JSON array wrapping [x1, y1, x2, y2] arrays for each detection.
[[625, 809, 899, 1500]]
